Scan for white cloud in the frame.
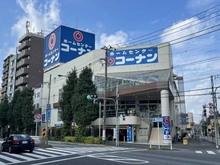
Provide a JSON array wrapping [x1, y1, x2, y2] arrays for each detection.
[[187, 0, 217, 12], [12, 0, 61, 39], [160, 17, 206, 49], [96, 30, 128, 49]]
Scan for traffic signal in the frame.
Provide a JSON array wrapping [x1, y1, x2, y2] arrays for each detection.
[[87, 95, 98, 104], [123, 114, 125, 121], [203, 105, 206, 117], [190, 122, 195, 126], [211, 122, 214, 127], [41, 128, 46, 139]]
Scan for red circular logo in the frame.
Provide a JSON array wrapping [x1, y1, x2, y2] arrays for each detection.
[[48, 33, 56, 50], [73, 31, 83, 42], [107, 57, 115, 66], [163, 117, 170, 125]]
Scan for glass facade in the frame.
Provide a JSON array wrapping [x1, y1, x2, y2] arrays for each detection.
[[94, 69, 170, 120]]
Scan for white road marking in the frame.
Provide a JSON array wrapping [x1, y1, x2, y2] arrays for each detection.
[[36, 148, 69, 155], [207, 150, 216, 154], [31, 155, 86, 165], [3, 152, 35, 161], [0, 154, 20, 163], [196, 151, 202, 154], [21, 152, 48, 159]]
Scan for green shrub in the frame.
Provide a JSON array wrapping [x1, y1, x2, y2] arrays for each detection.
[[63, 136, 77, 142], [94, 137, 102, 144], [83, 136, 94, 144]]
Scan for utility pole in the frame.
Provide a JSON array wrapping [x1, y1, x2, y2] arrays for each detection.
[[211, 75, 219, 149], [100, 46, 115, 144], [46, 74, 51, 145], [116, 83, 119, 146], [103, 49, 107, 143], [99, 102, 101, 137]]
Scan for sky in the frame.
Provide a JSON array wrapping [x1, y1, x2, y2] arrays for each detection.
[[1, 0, 220, 123]]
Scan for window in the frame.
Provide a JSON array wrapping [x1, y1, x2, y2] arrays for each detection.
[[58, 110, 62, 121], [58, 89, 62, 101], [11, 60, 14, 66], [36, 103, 39, 109], [37, 92, 40, 98], [9, 85, 13, 91]]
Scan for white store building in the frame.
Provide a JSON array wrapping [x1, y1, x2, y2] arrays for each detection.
[[42, 42, 185, 144]]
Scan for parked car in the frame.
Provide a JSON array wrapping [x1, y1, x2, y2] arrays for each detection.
[[1, 134, 35, 153]]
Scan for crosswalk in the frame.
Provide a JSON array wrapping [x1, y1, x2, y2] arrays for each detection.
[[195, 150, 220, 155], [0, 146, 131, 164]]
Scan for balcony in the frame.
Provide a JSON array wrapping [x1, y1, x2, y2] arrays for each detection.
[[16, 68, 29, 77], [1, 86, 7, 93], [15, 77, 28, 86], [17, 49, 30, 60], [17, 58, 30, 68], [2, 74, 8, 80], [3, 60, 9, 67], [1, 80, 8, 87], [2, 66, 9, 74], [18, 40, 31, 51]]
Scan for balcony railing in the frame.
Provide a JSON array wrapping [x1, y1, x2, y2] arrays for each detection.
[[2, 74, 8, 80], [17, 49, 30, 59], [17, 58, 30, 68], [16, 68, 29, 77], [18, 40, 31, 51], [15, 77, 28, 86], [2, 66, 9, 74]]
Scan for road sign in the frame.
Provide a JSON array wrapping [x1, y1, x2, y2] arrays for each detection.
[[152, 118, 163, 122], [35, 113, 41, 120], [47, 110, 51, 120], [209, 102, 213, 107], [209, 109, 214, 116]]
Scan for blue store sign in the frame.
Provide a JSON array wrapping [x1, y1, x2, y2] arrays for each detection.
[[162, 116, 171, 140], [107, 47, 158, 67], [127, 125, 133, 142]]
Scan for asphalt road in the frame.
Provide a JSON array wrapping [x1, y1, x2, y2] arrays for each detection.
[[1, 138, 220, 165]]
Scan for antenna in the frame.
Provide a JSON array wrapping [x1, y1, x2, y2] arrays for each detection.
[[26, 21, 30, 33]]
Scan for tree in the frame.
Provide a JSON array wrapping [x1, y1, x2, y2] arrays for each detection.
[[20, 87, 35, 134], [11, 88, 35, 134], [72, 66, 99, 136], [12, 90, 24, 133], [59, 68, 78, 136], [0, 95, 9, 130]]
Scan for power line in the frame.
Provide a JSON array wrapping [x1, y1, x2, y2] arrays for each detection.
[[109, 3, 220, 47], [125, 12, 220, 45]]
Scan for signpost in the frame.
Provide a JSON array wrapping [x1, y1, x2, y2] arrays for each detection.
[[35, 113, 41, 136], [152, 118, 162, 148], [162, 116, 171, 140]]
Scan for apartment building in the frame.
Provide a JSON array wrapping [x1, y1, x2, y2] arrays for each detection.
[[16, 31, 44, 91], [1, 30, 45, 101], [7, 55, 17, 101], [1, 54, 14, 100]]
